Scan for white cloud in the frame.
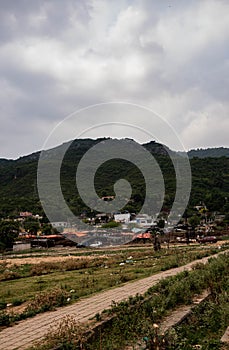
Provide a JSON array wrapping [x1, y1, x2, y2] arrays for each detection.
[[0, 0, 229, 157], [181, 102, 229, 149]]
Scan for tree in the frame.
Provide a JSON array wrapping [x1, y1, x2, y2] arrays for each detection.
[[189, 215, 201, 229], [157, 219, 165, 229], [0, 221, 19, 250], [41, 224, 52, 235], [23, 219, 40, 235]]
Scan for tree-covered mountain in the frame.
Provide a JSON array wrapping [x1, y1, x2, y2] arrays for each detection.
[[0, 139, 228, 218], [187, 147, 229, 159]]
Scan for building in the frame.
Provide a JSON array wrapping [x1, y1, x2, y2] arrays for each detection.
[[51, 221, 68, 228], [132, 214, 156, 227], [114, 213, 131, 223], [20, 211, 33, 218]]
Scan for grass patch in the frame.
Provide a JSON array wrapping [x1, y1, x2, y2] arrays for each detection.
[[165, 282, 229, 349], [0, 245, 227, 328], [27, 253, 229, 350]]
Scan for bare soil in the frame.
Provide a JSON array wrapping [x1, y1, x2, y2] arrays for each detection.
[[3, 254, 106, 266]]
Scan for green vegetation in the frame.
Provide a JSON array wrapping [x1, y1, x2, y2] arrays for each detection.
[[0, 221, 19, 250], [0, 287, 71, 327], [188, 147, 229, 159], [0, 139, 229, 218], [23, 218, 40, 234], [0, 245, 224, 327], [169, 292, 229, 349], [28, 252, 229, 350], [101, 221, 121, 228]]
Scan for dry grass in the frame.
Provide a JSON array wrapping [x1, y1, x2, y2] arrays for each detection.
[[3, 255, 97, 267], [25, 287, 71, 313], [0, 245, 226, 326], [29, 316, 89, 350]]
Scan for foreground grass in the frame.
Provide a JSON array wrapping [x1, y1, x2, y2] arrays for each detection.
[[0, 245, 227, 327], [169, 281, 229, 349], [30, 252, 229, 350], [0, 246, 223, 306]]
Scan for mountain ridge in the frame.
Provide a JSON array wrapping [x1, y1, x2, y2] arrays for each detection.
[[0, 138, 228, 218], [1, 142, 229, 161], [187, 147, 229, 159]]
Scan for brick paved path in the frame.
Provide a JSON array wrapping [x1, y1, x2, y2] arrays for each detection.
[[0, 251, 226, 350]]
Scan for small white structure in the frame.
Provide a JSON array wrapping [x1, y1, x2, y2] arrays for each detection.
[[13, 242, 31, 251], [51, 221, 68, 228], [132, 214, 155, 228], [90, 241, 102, 247], [114, 213, 131, 223]]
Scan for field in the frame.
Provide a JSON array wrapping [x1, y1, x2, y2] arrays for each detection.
[[0, 242, 229, 349], [0, 243, 226, 320], [30, 250, 229, 350]]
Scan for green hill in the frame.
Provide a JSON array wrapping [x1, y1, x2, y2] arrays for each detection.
[[0, 139, 228, 218], [188, 147, 229, 159]]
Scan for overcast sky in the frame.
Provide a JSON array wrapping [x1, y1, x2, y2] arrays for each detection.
[[1, 0, 229, 159]]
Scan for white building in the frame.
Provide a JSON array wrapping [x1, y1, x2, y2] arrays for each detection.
[[114, 213, 131, 223], [132, 214, 156, 228], [51, 221, 68, 228]]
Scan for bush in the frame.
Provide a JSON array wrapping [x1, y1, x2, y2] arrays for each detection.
[[30, 316, 88, 350], [101, 221, 121, 228], [0, 311, 10, 326], [12, 298, 23, 307], [25, 288, 71, 314], [0, 301, 7, 310]]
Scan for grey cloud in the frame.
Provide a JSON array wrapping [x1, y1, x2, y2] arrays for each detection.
[[0, 0, 229, 157], [0, 0, 90, 44]]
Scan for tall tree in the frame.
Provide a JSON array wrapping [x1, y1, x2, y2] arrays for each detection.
[[0, 221, 19, 250]]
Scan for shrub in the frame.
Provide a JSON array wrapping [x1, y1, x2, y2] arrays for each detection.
[[0, 301, 7, 310], [25, 288, 71, 314], [0, 269, 20, 281], [101, 221, 121, 228], [0, 311, 10, 326], [30, 316, 88, 350], [12, 298, 23, 307]]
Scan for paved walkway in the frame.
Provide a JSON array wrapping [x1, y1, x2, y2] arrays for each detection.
[[0, 250, 226, 350], [221, 326, 229, 344]]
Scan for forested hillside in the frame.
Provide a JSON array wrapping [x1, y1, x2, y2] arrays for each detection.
[[188, 147, 229, 158], [0, 139, 228, 218]]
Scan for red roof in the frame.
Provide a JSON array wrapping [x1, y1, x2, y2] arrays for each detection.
[[41, 235, 63, 239], [133, 232, 151, 240]]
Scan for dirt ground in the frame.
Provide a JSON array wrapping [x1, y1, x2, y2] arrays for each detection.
[[2, 253, 108, 266], [2, 240, 227, 266], [0, 244, 150, 266]]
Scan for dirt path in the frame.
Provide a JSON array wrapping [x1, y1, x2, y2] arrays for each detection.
[[0, 250, 226, 350], [2, 255, 98, 266], [221, 326, 229, 344]]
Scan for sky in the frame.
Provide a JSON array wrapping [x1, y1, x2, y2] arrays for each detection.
[[0, 0, 229, 159]]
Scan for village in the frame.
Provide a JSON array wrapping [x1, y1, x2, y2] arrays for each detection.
[[3, 201, 227, 253]]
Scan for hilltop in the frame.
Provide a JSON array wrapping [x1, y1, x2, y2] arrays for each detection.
[[0, 139, 228, 218], [187, 147, 229, 159]]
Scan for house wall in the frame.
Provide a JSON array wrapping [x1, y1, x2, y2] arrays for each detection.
[[114, 213, 130, 223], [13, 243, 31, 251]]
